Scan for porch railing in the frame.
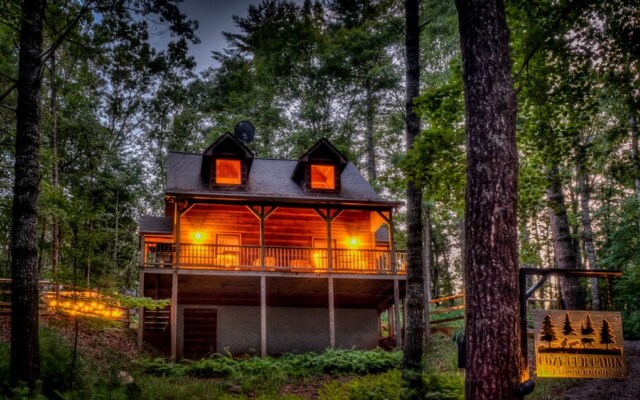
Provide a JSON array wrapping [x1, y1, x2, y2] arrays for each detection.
[[143, 242, 406, 275]]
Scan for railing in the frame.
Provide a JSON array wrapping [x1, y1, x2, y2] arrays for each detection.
[[143, 242, 407, 275]]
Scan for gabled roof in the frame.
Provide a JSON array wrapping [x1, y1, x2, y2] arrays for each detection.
[[291, 138, 348, 183], [166, 152, 401, 207], [139, 216, 173, 234], [203, 132, 254, 158]]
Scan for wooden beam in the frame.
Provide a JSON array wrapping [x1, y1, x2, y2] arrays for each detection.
[[329, 276, 335, 348], [260, 275, 267, 357]]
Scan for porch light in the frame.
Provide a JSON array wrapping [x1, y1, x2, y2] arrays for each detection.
[[347, 237, 359, 248], [193, 231, 205, 243]]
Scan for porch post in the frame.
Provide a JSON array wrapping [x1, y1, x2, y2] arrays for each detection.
[[326, 207, 336, 347], [261, 274, 267, 356], [171, 197, 180, 361], [137, 270, 144, 352], [259, 206, 265, 271], [329, 276, 335, 348]]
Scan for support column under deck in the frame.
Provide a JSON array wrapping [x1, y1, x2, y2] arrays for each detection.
[[137, 270, 144, 352], [329, 276, 335, 348], [261, 275, 267, 357], [170, 271, 178, 361]]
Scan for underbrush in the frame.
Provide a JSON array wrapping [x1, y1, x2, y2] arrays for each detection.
[[138, 348, 402, 394], [0, 325, 466, 399], [319, 370, 464, 400]]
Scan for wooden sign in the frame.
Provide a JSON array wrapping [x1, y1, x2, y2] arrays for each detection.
[[533, 310, 626, 379]]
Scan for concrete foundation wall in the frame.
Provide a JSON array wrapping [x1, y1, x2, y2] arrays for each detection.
[[177, 305, 378, 356]]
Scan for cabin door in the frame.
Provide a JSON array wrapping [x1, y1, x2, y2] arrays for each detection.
[[183, 308, 217, 358]]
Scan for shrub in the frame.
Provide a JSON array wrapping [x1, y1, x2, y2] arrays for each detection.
[[318, 370, 464, 400]]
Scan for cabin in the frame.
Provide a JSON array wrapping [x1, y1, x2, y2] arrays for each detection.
[[138, 133, 407, 359]]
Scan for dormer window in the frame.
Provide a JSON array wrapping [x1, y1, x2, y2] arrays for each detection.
[[200, 132, 254, 191], [310, 164, 335, 189], [216, 159, 241, 185], [291, 138, 348, 195]]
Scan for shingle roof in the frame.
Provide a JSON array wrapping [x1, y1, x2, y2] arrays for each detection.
[[165, 152, 400, 206], [139, 216, 173, 234]]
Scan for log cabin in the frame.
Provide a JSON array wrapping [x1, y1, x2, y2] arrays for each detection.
[[138, 133, 407, 359]]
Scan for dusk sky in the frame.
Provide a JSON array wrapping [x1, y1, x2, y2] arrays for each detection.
[[175, 0, 255, 71], [155, 0, 302, 72]]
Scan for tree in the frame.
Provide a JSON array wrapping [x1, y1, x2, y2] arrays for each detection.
[[562, 312, 576, 336], [582, 314, 595, 335], [455, 0, 522, 398], [401, 0, 424, 392], [11, 0, 46, 387], [539, 314, 557, 347], [599, 319, 616, 349]]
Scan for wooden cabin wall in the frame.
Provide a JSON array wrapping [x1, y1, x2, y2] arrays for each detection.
[[179, 205, 376, 249]]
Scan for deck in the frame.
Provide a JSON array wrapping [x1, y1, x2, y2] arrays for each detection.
[[142, 242, 407, 275]]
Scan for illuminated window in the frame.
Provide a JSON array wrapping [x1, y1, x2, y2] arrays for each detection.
[[310, 164, 335, 189], [216, 159, 241, 185]]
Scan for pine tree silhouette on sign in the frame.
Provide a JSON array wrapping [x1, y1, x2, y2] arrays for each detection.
[[540, 314, 557, 347], [581, 314, 595, 335], [562, 313, 576, 336], [600, 319, 616, 349]]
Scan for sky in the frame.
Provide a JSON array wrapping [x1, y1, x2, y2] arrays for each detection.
[[173, 0, 257, 72]]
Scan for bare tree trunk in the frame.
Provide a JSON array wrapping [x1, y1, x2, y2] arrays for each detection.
[[455, 0, 523, 398], [11, 0, 46, 387], [547, 166, 586, 309], [422, 203, 432, 349], [631, 114, 640, 238], [576, 146, 600, 310], [50, 50, 60, 274], [402, 0, 425, 389], [365, 84, 377, 182]]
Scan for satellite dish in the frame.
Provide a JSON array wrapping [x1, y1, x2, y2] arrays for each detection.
[[234, 121, 255, 144]]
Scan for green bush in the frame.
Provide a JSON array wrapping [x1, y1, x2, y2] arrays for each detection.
[[318, 370, 464, 400]]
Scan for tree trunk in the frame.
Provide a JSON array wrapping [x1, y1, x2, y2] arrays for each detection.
[[576, 147, 600, 310], [631, 114, 640, 238], [455, 0, 523, 398], [422, 203, 432, 349], [402, 0, 424, 389], [547, 166, 586, 309], [11, 0, 46, 387], [50, 50, 60, 274], [365, 84, 377, 182]]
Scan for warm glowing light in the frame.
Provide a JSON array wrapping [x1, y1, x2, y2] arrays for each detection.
[[310, 164, 335, 189], [216, 159, 241, 185], [193, 231, 205, 243], [346, 237, 359, 248], [43, 290, 126, 320]]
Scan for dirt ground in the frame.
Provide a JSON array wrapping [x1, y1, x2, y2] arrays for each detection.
[[548, 341, 640, 400]]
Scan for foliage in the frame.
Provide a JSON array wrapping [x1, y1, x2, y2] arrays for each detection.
[[139, 348, 402, 380], [319, 369, 464, 400]]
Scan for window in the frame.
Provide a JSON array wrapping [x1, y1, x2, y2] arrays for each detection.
[[216, 159, 241, 185], [310, 164, 335, 189]]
